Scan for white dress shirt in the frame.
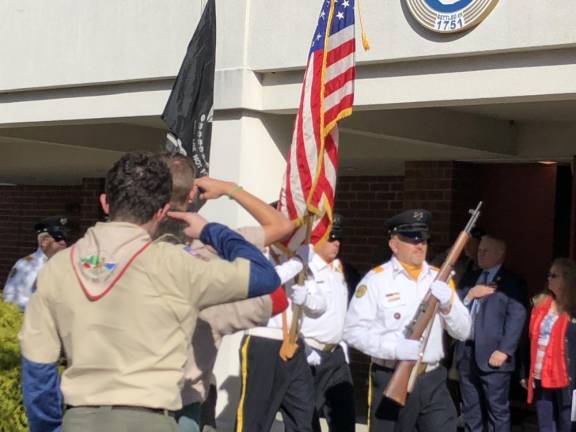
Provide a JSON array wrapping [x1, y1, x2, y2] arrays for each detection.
[[344, 257, 471, 364]]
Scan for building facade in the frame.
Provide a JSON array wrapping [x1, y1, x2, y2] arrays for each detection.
[[2, 1, 576, 429]]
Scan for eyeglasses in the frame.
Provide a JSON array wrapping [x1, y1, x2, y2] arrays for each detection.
[[547, 272, 559, 279]]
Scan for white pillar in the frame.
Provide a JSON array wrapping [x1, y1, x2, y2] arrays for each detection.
[[199, 112, 288, 431]]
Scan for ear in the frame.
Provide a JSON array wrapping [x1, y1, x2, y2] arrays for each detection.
[[188, 185, 199, 203], [388, 238, 397, 254], [155, 203, 170, 221], [99, 194, 110, 215]]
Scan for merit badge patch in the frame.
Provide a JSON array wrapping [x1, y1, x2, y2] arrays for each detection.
[[81, 255, 117, 279], [405, 0, 499, 34], [355, 285, 368, 298]]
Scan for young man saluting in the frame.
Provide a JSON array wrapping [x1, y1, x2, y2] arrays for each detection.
[[19, 152, 280, 432]]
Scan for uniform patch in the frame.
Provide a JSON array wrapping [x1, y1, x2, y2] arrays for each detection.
[[24, 255, 33, 262], [355, 285, 368, 298], [81, 255, 117, 278]]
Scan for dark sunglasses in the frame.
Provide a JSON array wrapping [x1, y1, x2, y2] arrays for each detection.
[[398, 236, 428, 246], [49, 231, 67, 242], [547, 272, 560, 279]]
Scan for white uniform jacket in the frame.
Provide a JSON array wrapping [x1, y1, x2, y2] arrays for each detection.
[[3, 248, 47, 310], [343, 257, 471, 364], [301, 256, 348, 345], [246, 255, 328, 340]]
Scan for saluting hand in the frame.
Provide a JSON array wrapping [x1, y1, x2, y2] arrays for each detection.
[[195, 177, 237, 200], [167, 211, 208, 239]]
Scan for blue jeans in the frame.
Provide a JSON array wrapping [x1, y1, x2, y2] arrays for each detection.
[[534, 382, 575, 432], [175, 403, 202, 432]]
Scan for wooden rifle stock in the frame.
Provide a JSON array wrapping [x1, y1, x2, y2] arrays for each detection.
[[383, 202, 482, 406]]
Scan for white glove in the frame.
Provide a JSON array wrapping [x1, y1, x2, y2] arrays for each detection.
[[395, 337, 421, 361], [305, 345, 322, 366], [431, 280, 452, 308], [295, 244, 315, 264], [290, 282, 308, 306]]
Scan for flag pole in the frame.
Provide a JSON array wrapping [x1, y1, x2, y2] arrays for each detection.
[[279, 213, 314, 361]]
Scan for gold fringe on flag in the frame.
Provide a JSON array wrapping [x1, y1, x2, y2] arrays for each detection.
[[356, 0, 371, 50]]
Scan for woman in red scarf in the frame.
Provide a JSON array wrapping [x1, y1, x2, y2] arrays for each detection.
[[526, 258, 576, 432]]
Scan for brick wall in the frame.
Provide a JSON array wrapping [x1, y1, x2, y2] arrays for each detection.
[[335, 176, 404, 274], [0, 178, 104, 285], [404, 161, 459, 258]]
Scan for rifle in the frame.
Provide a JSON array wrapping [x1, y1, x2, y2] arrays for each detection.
[[383, 202, 483, 406]]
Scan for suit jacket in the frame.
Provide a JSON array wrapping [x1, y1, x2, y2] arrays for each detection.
[[457, 267, 528, 373]]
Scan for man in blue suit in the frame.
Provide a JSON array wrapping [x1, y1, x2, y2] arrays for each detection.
[[456, 236, 528, 432]]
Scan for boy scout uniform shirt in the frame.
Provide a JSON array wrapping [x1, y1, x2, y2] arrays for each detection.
[[3, 248, 47, 310], [181, 226, 273, 405], [300, 256, 348, 345], [19, 222, 253, 411], [344, 257, 471, 365]]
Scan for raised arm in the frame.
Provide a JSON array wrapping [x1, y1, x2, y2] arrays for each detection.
[[195, 177, 294, 245]]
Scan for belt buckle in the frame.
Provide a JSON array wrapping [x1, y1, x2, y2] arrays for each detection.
[[323, 344, 336, 353]]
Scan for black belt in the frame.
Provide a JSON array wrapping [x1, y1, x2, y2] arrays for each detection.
[[66, 405, 175, 417]]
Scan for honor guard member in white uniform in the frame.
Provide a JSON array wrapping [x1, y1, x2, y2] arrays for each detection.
[[236, 249, 328, 432], [301, 214, 356, 432], [18, 153, 281, 432], [3, 216, 69, 310], [344, 209, 471, 432]]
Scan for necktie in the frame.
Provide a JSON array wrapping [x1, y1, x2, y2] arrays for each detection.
[[468, 271, 490, 340]]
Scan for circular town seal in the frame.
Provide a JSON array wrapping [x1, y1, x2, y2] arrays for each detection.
[[405, 0, 499, 34]]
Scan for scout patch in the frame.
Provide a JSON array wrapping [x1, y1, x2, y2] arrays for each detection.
[[355, 284, 368, 298], [80, 255, 117, 280]]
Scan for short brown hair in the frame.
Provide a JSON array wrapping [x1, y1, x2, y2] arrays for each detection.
[[159, 153, 197, 209]]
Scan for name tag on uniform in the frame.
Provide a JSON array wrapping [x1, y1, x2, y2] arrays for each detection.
[[385, 292, 401, 302]]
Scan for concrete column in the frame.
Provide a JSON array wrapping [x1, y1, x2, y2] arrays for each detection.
[[198, 112, 288, 430]]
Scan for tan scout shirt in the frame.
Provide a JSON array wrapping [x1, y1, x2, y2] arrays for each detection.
[[19, 222, 252, 411], [181, 226, 272, 405]]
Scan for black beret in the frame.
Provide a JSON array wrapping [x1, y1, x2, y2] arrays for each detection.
[[34, 216, 70, 242], [386, 209, 431, 241]]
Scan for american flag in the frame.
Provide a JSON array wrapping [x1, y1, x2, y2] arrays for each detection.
[[278, 0, 356, 249]]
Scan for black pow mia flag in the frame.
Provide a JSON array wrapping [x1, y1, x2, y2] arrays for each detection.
[[162, 0, 215, 178]]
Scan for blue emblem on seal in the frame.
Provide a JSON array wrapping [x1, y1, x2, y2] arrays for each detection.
[[406, 0, 499, 33]]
